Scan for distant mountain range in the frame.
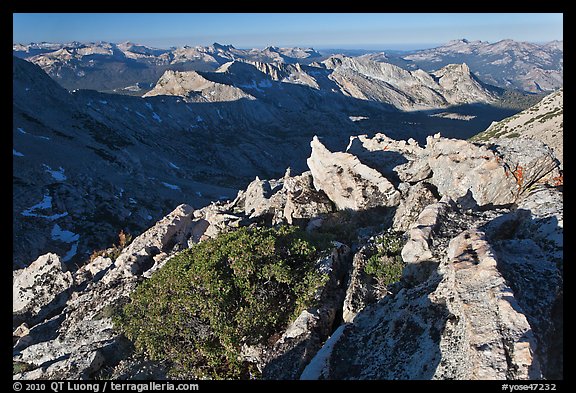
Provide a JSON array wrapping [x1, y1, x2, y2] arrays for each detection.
[[12, 41, 323, 93], [394, 39, 563, 93], [13, 38, 562, 94], [13, 47, 529, 268]]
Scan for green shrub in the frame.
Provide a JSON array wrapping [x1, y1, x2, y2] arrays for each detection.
[[114, 225, 330, 379], [13, 361, 34, 375], [364, 230, 405, 288]]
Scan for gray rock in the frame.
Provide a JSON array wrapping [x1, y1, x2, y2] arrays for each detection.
[[309, 226, 542, 380], [13, 253, 73, 328], [392, 182, 438, 232], [74, 256, 113, 286], [346, 133, 432, 184], [425, 135, 559, 206], [490, 138, 560, 198], [112, 204, 195, 279], [483, 186, 563, 379], [425, 135, 518, 206], [243, 176, 277, 218], [342, 246, 390, 323], [401, 197, 451, 285], [432, 229, 541, 379], [13, 204, 210, 380], [192, 202, 243, 240], [283, 171, 334, 225], [307, 136, 401, 211]]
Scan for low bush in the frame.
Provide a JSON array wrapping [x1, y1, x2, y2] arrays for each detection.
[[114, 225, 330, 379], [364, 230, 405, 289]]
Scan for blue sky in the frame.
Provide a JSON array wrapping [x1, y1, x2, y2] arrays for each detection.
[[13, 13, 563, 50]]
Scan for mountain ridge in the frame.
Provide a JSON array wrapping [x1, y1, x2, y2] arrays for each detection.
[[14, 38, 562, 94]]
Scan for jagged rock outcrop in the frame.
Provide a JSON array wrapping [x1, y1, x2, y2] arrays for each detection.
[[424, 134, 559, 206], [242, 176, 283, 219], [482, 187, 563, 379], [110, 204, 196, 278], [307, 136, 401, 210], [13, 253, 73, 329], [14, 131, 562, 380], [424, 135, 517, 206], [297, 132, 562, 380], [13, 204, 206, 380], [230, 169, 334, 226], [282, 171, 334, 225], [392, 182, 439, 231], [304, 188, 557, 379], [401, 197, 451, 285], [432, 229, 540, 379], [323, 55, 496, 111]]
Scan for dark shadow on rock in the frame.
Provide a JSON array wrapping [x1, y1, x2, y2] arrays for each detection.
[[325, 269, 447, 379], [261, 241, 353, 380], [346, 138, 409, 187], [480, 208, 563, 380], [13, 314, 65, 353]]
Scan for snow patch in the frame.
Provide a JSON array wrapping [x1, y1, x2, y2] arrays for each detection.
[[13, 149, 24, 157], [145, 102, 153, 110], [43, 164, 67, 181], [99, 100, 108, 105], [51, 224, 80, 243], [196, 115, 204, 122], [168, 162, 180, 170], [430, 112, 477, 121], [62, 242, 79, 262], [135, 111, 146, 119], [129, 197, 137, 204], [300, 325, 346, 380], [349, 116, 369, 122], [21, 195, 69, 221], [161, 182, 181, 191], [195, 191, 203, 197], [152, 112, 162, 123], [17, 127, 50, 140]]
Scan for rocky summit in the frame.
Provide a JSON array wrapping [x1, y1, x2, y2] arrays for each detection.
[[13, 129, 563, 380]]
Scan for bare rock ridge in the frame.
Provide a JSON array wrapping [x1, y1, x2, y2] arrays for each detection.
[[13, 131, 562, 380], [399, 38, 563, 93], [145, 56, 498, 112], [14, 39, 562, 94], [471, 88, 563, 170]]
